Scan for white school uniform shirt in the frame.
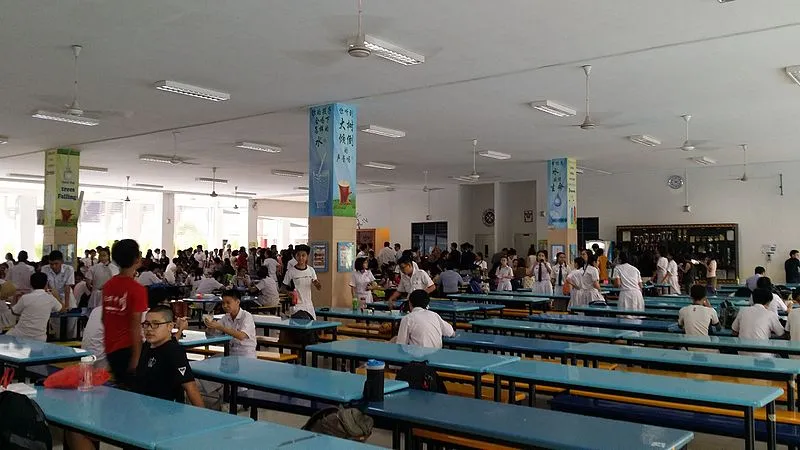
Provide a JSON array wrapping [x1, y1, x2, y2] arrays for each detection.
[[262, 258, 279, 282], [8, 290, 62, 341], [7, 262, 34, 292], [194, 277, 223, 295], [377, 247, 396, 267], [707, 259, 717, 278], [530, 262, 553, 284], [283, 265, 318, 319], [396, 307, 455, 349], [41, 265, 75, 307], [655, 257, 668, 284], [398, 264, 435, 295], [666, 260, 681, 294], [785, 308, 800, 341], [136, 271, 161, 286], [219, 309, 257, 358], [553, 263, 571, 287], [495, 266, 513, 291], [678, 304, 719, 337], [475, 260, 488, 272], [286, 257, 298, 271], [194, 252, 206, 264], [732, 304, 785, 357], [745, 274, 762, 292], [81, 306, 106, 365], [350, 270, 376, 303], [768, 294, 788, 315]]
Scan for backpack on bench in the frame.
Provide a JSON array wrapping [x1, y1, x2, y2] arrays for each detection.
[[302, 405, 374, 441], [0, 391, 52, 450], [396, 360, 447, 394]]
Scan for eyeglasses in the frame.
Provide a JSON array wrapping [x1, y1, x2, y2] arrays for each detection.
[[141, 321, 171, 330]]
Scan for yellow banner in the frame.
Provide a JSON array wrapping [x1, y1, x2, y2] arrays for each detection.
[[44, 148, 80, 227]]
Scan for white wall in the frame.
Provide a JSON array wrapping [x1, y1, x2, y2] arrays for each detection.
[[458, 183, 494, 246], [357, 186, 461, 248], [248, 198, 309, 244], [578, 162, 797, 282]]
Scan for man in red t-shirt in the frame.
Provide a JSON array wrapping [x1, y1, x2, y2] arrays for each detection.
[[102, 239, 148, 386]]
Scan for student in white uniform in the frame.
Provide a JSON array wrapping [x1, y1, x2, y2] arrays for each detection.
[[732, 288, 785, 357], [653, 249, 668, 288], [678, 285, 721, 337], [704, 254, 718, 292], [664, 251, 681, 295], [205, 290, 257, 358], [41, 250, 76, 339], [7, 251, 34, 295], [86, 248, 114, 310], [528, 250, 553, 295], [552, 252, 572, 292], [387, 257, 436, 305], [254, 267, 280, 307], [565, 257, 585, 308], [193, 272, 224, 295], [577, 254, 605, 306], [282, 245, 321, 319], [494, 257, 514, 292], [136, 267, 162, 287], [612, 252, 644, 312], [81, 306, 108, 369], [350, 256, 377, 304], [262, 251, 280, 282], [784, 292, 800, 344], [8, 273, 65, 341], [396, 290, 455, 349], [750, 277, 788, 315]]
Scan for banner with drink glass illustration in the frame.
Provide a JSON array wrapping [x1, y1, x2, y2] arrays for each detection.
[[44, 148, 80, 227], [547, 157, 577, 229], [309, 103, 357, 217]]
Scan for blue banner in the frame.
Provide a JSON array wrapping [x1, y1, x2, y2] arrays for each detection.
[[309, 103, 357, 217], [547, 158, 568, 228]]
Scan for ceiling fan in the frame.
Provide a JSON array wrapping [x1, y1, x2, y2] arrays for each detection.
[[233, 186, 239, 209], [655, 114, 715, 152], [729, 144, 750, 182], [140, 131, 199, 165], [451, 139, 486, 183], [33, 45, 133, 126], [422, 170, 444, 193], [209, 167, 219, 197]]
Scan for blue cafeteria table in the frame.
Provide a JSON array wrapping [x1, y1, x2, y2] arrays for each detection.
[[0, 334, 90, 380], [443, 331, 573, 362], [488, 359, 782, 450], [566, 342, 800, 412], [368, 389, 695, 450], [251, 317, 341, 364], [569, 306, 679, 320], [314, 307, 404, 323], [189, 355, 408, 414], [305, 340, 518, 398], [32, 386, 252, 449], [624, 331, 800, 357], [446, 293, 551, 314], [528, 313, 676, 332], [469, 318, 636, 342]]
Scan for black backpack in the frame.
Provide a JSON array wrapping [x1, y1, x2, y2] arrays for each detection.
[[302, 406, 374, 441], [396, 361, 447, 394], [719, 299, 739, 329], [0, 391, 52, 450]]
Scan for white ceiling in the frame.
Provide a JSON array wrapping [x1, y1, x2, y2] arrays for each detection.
[[2, 0, 800, 197]]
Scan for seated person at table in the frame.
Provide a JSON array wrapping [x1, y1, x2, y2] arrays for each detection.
[[204, 290, 257, 358], [746, 266, 765, 292], [387, 257, 435, 306], [253, 266, 280, 307], [396, 289, 455, 349], [733, 288, 785, 357], [749, 277, 788, 315], [785, 291, 800, 341], [67, 305, 203, 450], [233, 266, 251, 290], [678, 285, 720, 337], [7, 272, 64, 341], [136, 266, 162, 287], [437, 262, 463, 295], [192, 270, 224, 296]]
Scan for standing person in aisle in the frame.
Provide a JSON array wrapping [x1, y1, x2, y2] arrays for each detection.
[[102, 239, 149, 386], [612, 252, 644, 312], [679, 255, 696, 295], [494, 256, 514, 292], [377, 241, 396, 268], [704, 253, 718, 292], [595, 248, 609, 283], [786, 250, 800, 284], [553, 252, 571, 292], [387, 256, 436, 306], [664, 251, 681, 294], [577, 254, 605, 306], [350, 257, 377, 304], [41, 250, 76, 339], [282, 244, 321, 319], [653, 248, 668, 289], [528, 250, 553, 295], [566, 257, 585, 308]]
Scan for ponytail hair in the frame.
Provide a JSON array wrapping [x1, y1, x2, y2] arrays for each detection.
[[573, 257, 585, 270]]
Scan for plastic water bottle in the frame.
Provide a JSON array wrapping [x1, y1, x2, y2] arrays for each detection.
[[364, 359, 385, 401], [78, 355, 97, 392], [352, 297, 359, 311]]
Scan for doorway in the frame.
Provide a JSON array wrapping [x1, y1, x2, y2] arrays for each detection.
[[514, 233, 537, 255], [474, 234, 494, 258]]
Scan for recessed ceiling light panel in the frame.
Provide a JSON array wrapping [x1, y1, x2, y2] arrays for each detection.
[[478, 150, 511, 160], [271, 169, 305, 178], [627, 134, 661, 147], [359, 125, 406, 138], [529, 100, 576, 118], [79, 166, 108, 173], [134, 183, 164, 189], [363, 35, 425, 66], [0, 136, 8, 145], [32, 110, 99, 126], [691, 156, 716, 166], [235, 141, 281, 153], [362, 161, 396, 170], [6, 173, 44, 180], [154, 80, 230, 102]]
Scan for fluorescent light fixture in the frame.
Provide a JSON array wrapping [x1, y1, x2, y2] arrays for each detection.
[[362, 161, 396, 170], [628, 134, 661, 147], [478, 150, 511, 160], [529, 100, 576, 118], [363, 35, 425, 66], [134, 183, 164, 189], [153, 80, 230, 102], [196, 177, 229, 184], [79, 166, 108, 173], [32, 110, 99, 126], [235, 141, 281, 153], [236, 190, 257, 196], [0, 136, 8, 145], [271, 169, 304, 178], [359, 125, 406, 138], [295, 186, 309, 191], [577, 166, 612, 175], [691, 156, 716, 166], [139, 155, 175, 164], [6, 173, 44, 180], [786, 66, 800, 86]]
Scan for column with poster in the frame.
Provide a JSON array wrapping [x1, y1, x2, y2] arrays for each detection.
[[547, 157, 578, 263], [308, 103, 358, 308], [43, 148, 81, 265]]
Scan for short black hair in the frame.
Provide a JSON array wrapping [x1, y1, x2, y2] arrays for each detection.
[[30, 272, 48, 290], [618, 252, 630, 265], [112, 239, 140, 269], [752, 288, 772, 305], [556, 252, 565, 259], [354, 256, 367, 271], [398, 256, 413, 267], [573, 257, 585, 269], [148, 305, 174, 322], [222, 289, 241, 300], [408, 289, 430, 308], [756, 276, 773, 290], [755, 266, 766, 275], [257, 266, 269, 279], [294, 244, 310, 255], [384, 241, 391, 247], [792, 250, 799, 257], [17, 251, 28, 262], [690, 285, 706, 302], [49, 250, 64, 262]]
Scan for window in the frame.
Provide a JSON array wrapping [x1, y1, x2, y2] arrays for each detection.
[[411, 221, 448, 255], [577, 217, 599, 250]]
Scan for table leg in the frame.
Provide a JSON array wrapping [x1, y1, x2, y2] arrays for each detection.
[[789, 378, 796, 411], [474, 374, 482, 399], [392, 426, 400, 449], [404, 426, 413, 450], [528, 383, 535, 407], [228, 383, 239, 415], [493, 376, 501, 402], [508, 380, 516, 404], [300, 345, 307, 366], [311, 353, 318, 368], [60, 316, 67, 341], [224, 343, 230, 357], [744, 407, 755, 450], [766, 401, 777, 450], [333, 328, 338, 341]]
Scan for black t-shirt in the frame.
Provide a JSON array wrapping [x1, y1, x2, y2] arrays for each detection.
[[787, 258, 800, 283], [134, 338, 195, 403]]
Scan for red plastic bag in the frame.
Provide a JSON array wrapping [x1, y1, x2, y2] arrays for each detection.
[[43, 365, 110, 389]]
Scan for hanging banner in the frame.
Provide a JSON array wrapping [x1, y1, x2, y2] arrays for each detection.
[[44, 148, 80, 227], [547, 157, 577, 229], [309, 103, 357, 217], [566, 157, 577, 229]]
